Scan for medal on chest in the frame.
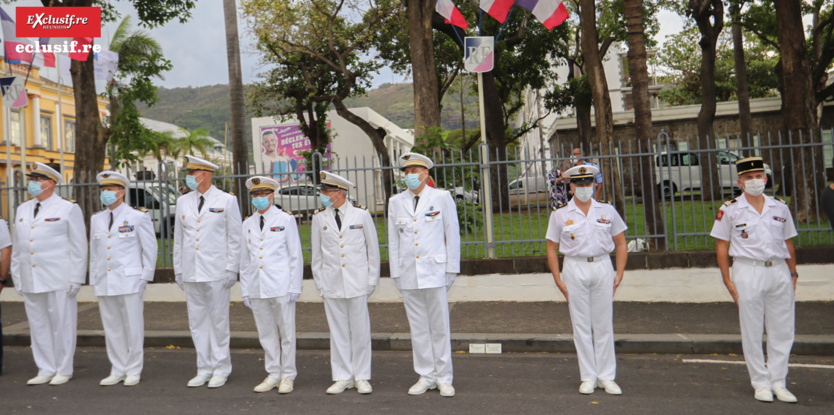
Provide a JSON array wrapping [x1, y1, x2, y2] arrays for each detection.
[[740, 229, 749, 239]]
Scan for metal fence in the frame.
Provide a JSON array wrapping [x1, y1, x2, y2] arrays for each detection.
[[1, 129, 832, 265]]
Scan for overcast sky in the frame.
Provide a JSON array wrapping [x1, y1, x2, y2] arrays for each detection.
[[10, 1, 685, 90]]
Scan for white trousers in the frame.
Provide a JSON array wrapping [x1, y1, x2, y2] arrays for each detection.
[[98, 293, 145, 377], [250, 296, 297, 380], [323, 296, 372, 381], [22, 291, 77, 376], [733, 260, 795, 389], [563, 257, 616, 382], [184, 280, 232, 377], [400, 287, 453, 385]]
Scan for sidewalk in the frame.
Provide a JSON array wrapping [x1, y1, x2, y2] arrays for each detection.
[[3, 301, 833, 355]]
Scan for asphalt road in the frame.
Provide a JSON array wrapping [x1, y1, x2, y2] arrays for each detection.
[[1, 348, 832, 414]]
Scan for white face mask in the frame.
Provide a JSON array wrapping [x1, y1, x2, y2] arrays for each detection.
[[574, 186, 594, 202], [743, 178, 766, 196]]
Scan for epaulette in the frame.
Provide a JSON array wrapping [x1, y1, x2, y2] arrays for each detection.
[[312, 207, 326, 216], [723, 198, 738, 206], [229, 192, 235, 196], [283, 208, 294, 216], [133, 206, 148, 213], [597, 199, 610, 204], [555, 202, 568, 210], [244, 215, 250, 221], [352, 201, 367, 210], [62, 197, 76, 203], [776, 197, 786, 204]]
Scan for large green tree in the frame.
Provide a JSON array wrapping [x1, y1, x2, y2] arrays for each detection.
[[31, 0, 197, 186], [105, 15, 173, 169], [242, 0, 401, 204]]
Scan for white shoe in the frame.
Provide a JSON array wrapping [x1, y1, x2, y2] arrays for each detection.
[[207, 375, 227, 388], [754, 387, 774, 402], [254, 377, 280, 393], [579, 381, 595, 394], [596, 380, 622, 395], [356, 380, 373, 394], [27, 375, 54, 385], [773, 387, 797, 403], [49, 375, 72, 385], [278, 378, 294, 394], [326, 380, 355, 394], [408, 380, 436, 395], [100, 375, 125, 386], [124, 375, 141, 386], [439, 383, 455, 397], [187, 374, 210, 387]]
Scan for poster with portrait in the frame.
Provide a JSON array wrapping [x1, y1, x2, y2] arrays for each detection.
[[254, 124, 332, 184]]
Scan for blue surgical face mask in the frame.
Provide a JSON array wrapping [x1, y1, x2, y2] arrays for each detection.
[[28, 181, 43, 197], [405, 173, 423, 190], [319, 194, 334, 207], [100, 190, 118, 206], [186, 174, 201, 191], [252, 196, 271, 211]]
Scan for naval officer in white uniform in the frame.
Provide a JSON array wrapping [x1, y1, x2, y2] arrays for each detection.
[[174, 155, 242, 388], [240, 176, 303, 394], [387, 152, 460, 397], [546, 165, 628, 396], [711, 157, 799, 404], [10, 162, 87, 386], [89, 171, 157, 386], [311, 171, 380, 395]]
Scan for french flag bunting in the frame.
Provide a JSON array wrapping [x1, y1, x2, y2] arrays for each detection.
[[1, 7, 35, 64], [32, 37, 57, 68], [480, 0, 515, 23], [69, 37, 94, 61], [436, 0, 468, 30], [516, 0, 569, 30]]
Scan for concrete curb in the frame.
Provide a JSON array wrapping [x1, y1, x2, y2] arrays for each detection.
[[4, 331, 833, 355]]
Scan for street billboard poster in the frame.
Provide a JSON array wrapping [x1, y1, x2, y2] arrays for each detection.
[[254, 123, 332, 184]]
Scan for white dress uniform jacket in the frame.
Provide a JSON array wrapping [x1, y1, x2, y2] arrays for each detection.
[[11, 194, 88, 292], [174, 185, 242, 281], [89, 204, 157, 296], [387, 186, 460, 289], [311, 202, 380, 298], [545, 199, 628, 256], [710, 193, 797, 260], [240, 206, 303, 298]]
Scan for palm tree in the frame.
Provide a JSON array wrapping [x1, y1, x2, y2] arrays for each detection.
[[174, 128, 215, 158], [224, 0, 248, 208], [146, 130, 178, 162], [109, 15, 165, 75]]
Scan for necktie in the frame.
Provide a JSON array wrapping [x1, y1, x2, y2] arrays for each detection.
[[198, 195, 205, 213], [109, 211, 114, 231], [414, 196, 420, 212], [335, 208, 342, 230], [260, 215, 265, 231], [34, 202, 41, 218]]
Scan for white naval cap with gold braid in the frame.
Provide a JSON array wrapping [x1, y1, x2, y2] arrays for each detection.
[[320, 171, 354, 190], [184, 154, 219, 172], [96, 171, 130, 188]]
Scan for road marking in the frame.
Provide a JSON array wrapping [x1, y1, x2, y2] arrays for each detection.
[[682, 359, 834, 370]]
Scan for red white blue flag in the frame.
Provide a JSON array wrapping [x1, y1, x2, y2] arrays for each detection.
[[516, 0, 569, 30], [1, 7, 35, 64], [480, 0, 515, 23], [436, 0, 468, 30]]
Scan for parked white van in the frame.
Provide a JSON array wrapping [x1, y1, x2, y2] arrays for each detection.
[[655, 151, 773, 197]]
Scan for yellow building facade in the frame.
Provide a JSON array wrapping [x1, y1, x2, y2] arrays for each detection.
[[0, 63, 109, 187]]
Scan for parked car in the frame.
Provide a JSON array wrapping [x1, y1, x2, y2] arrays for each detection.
[[508, 176, 550, 205], [453, 186, 479, 204], [127, 182, 180, 237], [655, 151, 773, 197], [274, 184, 356, 218]]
